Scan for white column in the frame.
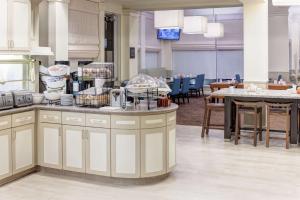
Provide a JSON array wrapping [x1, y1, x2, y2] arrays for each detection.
[[98, 2, 105, 62], [242, 0, 268, 87], [160, 41, 172, 70], [140, 13, 146, 69], [288, 7, 300, 84], [120, 10, 130, 81], [128, 11, 141, 78], [48, 0, 69, 64]]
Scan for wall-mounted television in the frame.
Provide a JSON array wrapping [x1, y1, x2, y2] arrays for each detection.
[[157, 28, 181, 40]]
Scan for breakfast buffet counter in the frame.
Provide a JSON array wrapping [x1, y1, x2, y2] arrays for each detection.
[[0, 104, 178, 185]]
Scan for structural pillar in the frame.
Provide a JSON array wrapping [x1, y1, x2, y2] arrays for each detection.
[[48, 0, 69, 64], [98, 2, 105, 62], [241, 0, 269, 88], [160, 41, 173, 70]]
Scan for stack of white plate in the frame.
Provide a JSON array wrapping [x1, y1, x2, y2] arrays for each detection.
[[60, 94, 73, 106]]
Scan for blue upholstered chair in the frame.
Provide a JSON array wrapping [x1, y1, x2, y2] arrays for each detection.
[[169, 78, 181, 104], [189, 74, 205, 97], [180, 77, 191, 103], [235, 74, 241, 83]]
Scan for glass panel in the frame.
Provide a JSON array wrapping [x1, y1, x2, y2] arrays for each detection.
[[0, 63, 24, 81]]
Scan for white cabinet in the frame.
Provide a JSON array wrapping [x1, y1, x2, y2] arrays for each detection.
[[0, 0, 31, 51], [141, 128, 166, 177], [167, 124, 176, 172], [111, 129, 140, 178], [63, 125, 85, 173], [85, 127, 110, 176], [12, 124, 35, 174], [39, 123, 62, 169], [0, 129, 12, 180], [0, 0, 8, 50]]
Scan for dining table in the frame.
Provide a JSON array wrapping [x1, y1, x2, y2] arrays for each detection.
[[210, 82, 244, 92], [212, 88, 300, 145]]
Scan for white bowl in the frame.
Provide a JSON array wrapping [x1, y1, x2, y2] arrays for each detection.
[[39, 66, 49, 75], [32, 93, 45, 104], [48, 65, 68, 77], [44, 91, 62, 101], [46, 80, 65, 89]]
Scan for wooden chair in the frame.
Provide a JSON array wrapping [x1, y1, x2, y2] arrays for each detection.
[[233, 101, 263, 146], [265, 102, 291, 149], [201, 95, 224, 137]]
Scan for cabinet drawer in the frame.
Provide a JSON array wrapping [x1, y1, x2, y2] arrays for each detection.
[[12, 111, 35, 127], [62, 112, 85, 126], [141, 114, 166, 129], [86, 114, 110, 128], [39, 110, 61, 124], [0, 115, 12, 130], [111, 115, 140, 130], [167, 112, 176, 126]]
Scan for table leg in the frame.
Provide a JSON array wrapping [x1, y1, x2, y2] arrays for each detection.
[[290, 100, 298, 144], [224, 97, 233, 141]]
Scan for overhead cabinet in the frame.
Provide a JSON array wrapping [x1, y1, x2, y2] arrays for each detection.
[[0, 0, 31, 51]]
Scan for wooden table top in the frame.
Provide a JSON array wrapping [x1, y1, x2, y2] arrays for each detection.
[[210, 82, 293, 91]]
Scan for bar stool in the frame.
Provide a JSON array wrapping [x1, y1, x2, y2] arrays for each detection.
[[201, 95, 224, 137], [266, 102, 291, 149], [233, 101, 263, 146]]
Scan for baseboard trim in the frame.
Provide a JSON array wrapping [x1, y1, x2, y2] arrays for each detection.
[[0, 167, 38, 187]]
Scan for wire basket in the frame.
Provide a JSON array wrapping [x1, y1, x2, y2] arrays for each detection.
[[75, 87, 110, 108]]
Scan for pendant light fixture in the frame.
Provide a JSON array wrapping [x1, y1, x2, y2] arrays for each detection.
[[183, 16, 208, 34], [204, 9, 224, 38], [204, 23, 224, 38], [272, 0, 300, 6], [154, 10, 184, 29]]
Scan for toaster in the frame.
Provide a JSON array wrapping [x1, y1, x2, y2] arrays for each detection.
[[0, 92, 14, 110], [12, 91, 33, 108]]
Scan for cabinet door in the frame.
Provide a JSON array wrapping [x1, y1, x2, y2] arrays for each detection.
[[12, 124, 35, 174], [111, 129, 140, 178], [167, 124, 176, 172], [63, 125, 85, 173], [0, 0, 8, 50], [0, 129, 12, 180], [8, 0, 31, 50], [39, 123, 62, 169], [141, 127, 166, 177], [86, 127, 110, 176]]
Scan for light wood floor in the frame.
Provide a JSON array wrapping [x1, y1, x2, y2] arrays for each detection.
[[1, 125, 300, 200]]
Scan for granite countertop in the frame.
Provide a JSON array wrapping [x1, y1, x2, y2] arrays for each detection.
[[0, 103, 178, 116], [212, 88, 300, 99]]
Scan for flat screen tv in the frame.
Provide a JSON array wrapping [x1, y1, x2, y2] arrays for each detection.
[[157, 28, 181, 40]]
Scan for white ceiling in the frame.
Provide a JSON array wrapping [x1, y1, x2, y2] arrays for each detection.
[[106, 0, 242, 10]]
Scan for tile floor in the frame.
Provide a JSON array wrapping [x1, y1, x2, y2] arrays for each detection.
[[1, 125, 300, 200]]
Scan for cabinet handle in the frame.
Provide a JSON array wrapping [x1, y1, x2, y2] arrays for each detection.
[[15, 116, 32, 123], [82, 131, 85, 140], [85, 131, 89, 140], [0, 121, 9, 126], [12, 131, 16, 140], [90, 119, 107, 124], [66, 117, 82, 122], [11, 40, 14, 48], [116, 120, 136, 125], [43, 115, 59, 121]]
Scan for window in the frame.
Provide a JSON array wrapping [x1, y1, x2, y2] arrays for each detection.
[[0, 55, 34, 92], [145, 52, 160, 69]]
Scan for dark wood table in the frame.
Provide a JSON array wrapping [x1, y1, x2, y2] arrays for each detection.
[[210, 82, 244, 92], [212, 88, 299, 144]]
